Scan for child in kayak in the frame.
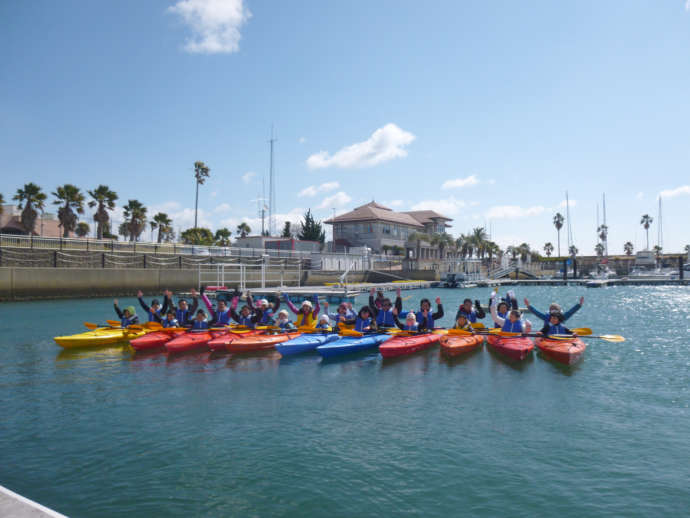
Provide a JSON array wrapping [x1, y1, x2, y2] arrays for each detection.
[[400, 297, 444, 329], [162, 310, 179, 328], [275, 310, 297, 330], [453, 313, 473, 332], [392, 307, 424, 331], [537, 312, 575, 336], [491, 290, 518, 328], [137, 290, 168, 323], [247, 291, 280, 326], [455, 298, 485, 323], [368, 287, 403, 328], [490, 295, 532, 333], [199, 286, 234, 327], [113, 300, 139, 327], [282, 293, 320, 328], [322, 301, 356, 328], [524, 296, 584, 325], [354, 306, 376, 332], [315, 314, 332, 331], [191, 309, 209, 330]]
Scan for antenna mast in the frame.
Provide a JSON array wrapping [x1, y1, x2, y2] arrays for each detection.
[[268, 126, 277, 236], [658, 196, 663, 249], [565, 191, 573, 254]]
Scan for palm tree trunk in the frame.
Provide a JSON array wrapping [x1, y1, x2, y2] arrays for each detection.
[[557, 231, 561, 258], [194, 181, 199, 229], [645, 228, 649, 250]]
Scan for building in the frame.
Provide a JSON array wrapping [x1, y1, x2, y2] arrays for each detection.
[[324, 202, 452, 257], [233, 235, 321, 253], [0, 204, 72, 237]]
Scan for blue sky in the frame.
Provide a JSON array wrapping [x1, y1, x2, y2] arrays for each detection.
[[1, 0, 689, 254]]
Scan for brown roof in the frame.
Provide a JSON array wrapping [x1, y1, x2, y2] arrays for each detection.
[[404, 210, 453, 224], [324, 202, 423, 227]]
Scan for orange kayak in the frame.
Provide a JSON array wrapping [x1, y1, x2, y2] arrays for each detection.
[[226, 332, 302, 353], [440, 334, 484, 357], [207, 329, 261, 352], [486, 335, 534, 361], [535, 337, 586, 365]]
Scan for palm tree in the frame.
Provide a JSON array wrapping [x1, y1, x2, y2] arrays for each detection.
[[13, 183, 46, 234], [52, 184, 85, 237], [76, 222, 90, 238], [236, 222, 251, 238], [150, 212, 173, 243], [471, 227, 488, 260], [624, 241, 634, 256], [123, 199, 147, 242], [429, 232, 454, 260], [118, 221, 130, 241], [685, 244, 690, 254], [640, 214, 653, 250], [595, 242, 605, 257], [486, 241, 501, 267], [455, 235, 467, 259], [214, 227, 232, 246], [568, 245, 578, 257], [193, 161, 210, 228], [88, 185, 118, 240], [553, 213, 564, 257], [518, 243, 531, 262], [0, 193, 4, 216], [543, 242, 554, 257], [652, 245, 662, 259]]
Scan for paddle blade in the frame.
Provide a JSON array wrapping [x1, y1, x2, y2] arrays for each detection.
[[106, 319, 121, 327], [144, 321, 162, 330], [598, 334, 626, 342], [84, 322, 98, 330], [571, 327, 592, 336], [471, 322, 485, 330], [340, 329, 363, 337], [448, 328, 473, 336]]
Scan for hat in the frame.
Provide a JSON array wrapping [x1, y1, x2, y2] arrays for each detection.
[[151, 299, 160, 306], [406, 312, 417, 321], [278, 309, 289, 318], [319, 314, 330, 323], [125, 306, 136, 315], [549, 303, 562, 313], [259, 299, 269, 307], [301, 300, 313, 309]]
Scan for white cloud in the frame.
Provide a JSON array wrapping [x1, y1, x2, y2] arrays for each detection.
[[214, 203, 231, 213], [636, 192, 644, 200], [486, 205, 545, 220], [241, 171, 256, 184], [410, 196, 466, 216], [558, 199, 577, 208], [686, 0, 690, 11], [210, 191, 218, 198], [306, 123, 415, 169], [658, 185, 690, 199], [317, 191, 352, 209], [469, 201, 480, 207], [168, 0, 251, 54], [298, 181, 340, 197], [441, 175, 479, 189]]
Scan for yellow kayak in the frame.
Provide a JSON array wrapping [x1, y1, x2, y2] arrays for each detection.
[[54, 327, 148, 349]]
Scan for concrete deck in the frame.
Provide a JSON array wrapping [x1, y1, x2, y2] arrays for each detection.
[[0, 485, 67, 518]]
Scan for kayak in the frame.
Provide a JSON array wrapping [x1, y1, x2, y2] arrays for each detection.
[[130, 330, 184, 351], [275, 333, 340, 356], [316, 333, 390, 358], [165, 330, 224, 354], [54, 327, 147, 349], [379, 333, 440, 358], [207, 329, 261, 352], [226, 332, 302, 353], [486, 334, 534, 361], [535, 336, 586, 365], [440, 334, 484, 357]]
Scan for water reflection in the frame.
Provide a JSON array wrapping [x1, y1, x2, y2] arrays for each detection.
[[56, 344, 128, 362], [226, 350, 281, 372]]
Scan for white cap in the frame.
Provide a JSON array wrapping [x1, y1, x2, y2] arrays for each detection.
[[301, 300, 313, 309], [278, 309, 289, 318]]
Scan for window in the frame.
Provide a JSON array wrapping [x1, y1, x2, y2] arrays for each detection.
[[382, 224, 391, 234]]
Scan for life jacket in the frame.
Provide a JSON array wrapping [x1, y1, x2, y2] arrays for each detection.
[[502, 320, 524, 333], [163, 318, 179, 328], [295, 311, 316, 328], [215, 309, 231, 326], [354, 317, 372, 332], [403, 322, 419, 331], [176, 308, 190, 325], [458, 308, 478, 323], [454, 322, 472, 331], [121, 316, 137, 327], [332, 313, 350, 325], [493, 311, 508, 328], [147, 310, 161, 322], [192, 319, 209, 330], [259, 309, 274, 325], [415, 311, 433, 329], [546, 323, 568, 335], [277, 319, 294, 330], [376, 309, 396, 327], [316, 321, 330, 329], [237, 314, 255, 328]]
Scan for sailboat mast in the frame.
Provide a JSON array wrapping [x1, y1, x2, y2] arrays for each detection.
[[268, 126, 277, 236], [603, 193, 607, 257]]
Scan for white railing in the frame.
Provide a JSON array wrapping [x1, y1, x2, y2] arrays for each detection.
[[198, 259, 302, 291]]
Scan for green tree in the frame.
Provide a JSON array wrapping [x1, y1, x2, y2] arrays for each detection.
[[236, 222, 251, 238], [76, 222, 90, 238], [123, 199, 147, 242], [381, 244, 391, 255], [281, 221, 292, 238], [88, 185, 118, 240], [506, 245, 518, 262], [408, 231, 429, 260], [685, 244, 690, 254], [518, 243, 531, 262], [193, 161, 210, 228], [640, 214, 653, 250], [181, 227, 214, 245], [624, 241, 634, 256], [297, 209, 325, 244], [430, 232, 454, 260], [543, 242, 554, 257], [118, 221, 130, 241], [0, 193, 4, 216], [568, 245, 578, 257], [553, 213, 564, 257], [150, 212, 173, 243], [52, 184, 85, 237], [595, 242, 604, 257], [470, 227, 488, 259], [13, 183, 46, 234], [214, 227, 232, 246]]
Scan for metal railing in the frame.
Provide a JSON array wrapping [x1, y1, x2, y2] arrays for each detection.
[[198, 257, 302, 291]]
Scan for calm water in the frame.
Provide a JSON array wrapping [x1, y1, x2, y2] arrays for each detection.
[[1, 286, 689, 517]]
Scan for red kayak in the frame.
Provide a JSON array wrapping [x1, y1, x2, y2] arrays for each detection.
[[165, 330, 225, 354], [535, 337, 586, 365], [130, 330, 184, 351], [379, 333, 440, 358], [207, 329, 261, 352], [440, 334, 484, 357], [226, 332, 301, 353], [486, 334, 534, 361]]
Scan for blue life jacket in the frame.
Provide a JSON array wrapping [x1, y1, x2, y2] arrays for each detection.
[[502, 320, 524, 333], [355, 317, 372, 332], [215, 309, 231, 326], [259, 309, 274, 325], [415, 311, 433, 329], [176, 308, 190, 325], [331, 313, 349, 324], [404, 322, 419, 331], [277, 320, 294, 329], [458, 308, 478, 323], [376, 310, 395, 327], [147, 309, 161, 322], [163, 318, 179, 328], [316, 321, 330, 329], [546, 323, 568, 335], [121, 316, 136, 327], [237, 314, 255, 328], [192, 320, 209, 330], [493, 311, 508, 328]]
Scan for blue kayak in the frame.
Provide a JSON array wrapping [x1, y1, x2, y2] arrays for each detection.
[[275, 333, 340, 356], [316, 334, 391, 358]]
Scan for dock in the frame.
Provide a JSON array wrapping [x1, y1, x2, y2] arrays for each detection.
[[0, 484, 67, 518]]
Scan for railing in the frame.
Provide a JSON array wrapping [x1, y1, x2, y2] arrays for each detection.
[[198, 257, 302, 291]]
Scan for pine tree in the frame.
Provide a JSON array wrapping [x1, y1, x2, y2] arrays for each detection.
[[297, 209, 325, 244]]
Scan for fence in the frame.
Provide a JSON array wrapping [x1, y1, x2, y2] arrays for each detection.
[[198, 257, 302, 291]]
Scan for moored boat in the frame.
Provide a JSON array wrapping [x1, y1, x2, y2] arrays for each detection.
[[165, 330, 224, 354], [440, 334, 484, 357], [130, 330, 184, 351], [486, 334, 534, 361], [379, 333, 440, 358], [535, 336, 586, 365]]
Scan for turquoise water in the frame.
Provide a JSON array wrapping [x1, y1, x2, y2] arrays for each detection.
[[1, 286, 689, 517]]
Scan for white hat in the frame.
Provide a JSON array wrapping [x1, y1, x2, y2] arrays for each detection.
[[406, 312, 417, 321], [301, 300, 313, 309], [259, 299, 269, 307], [278, 309, 289, 318], [319, 314, 330, 323]]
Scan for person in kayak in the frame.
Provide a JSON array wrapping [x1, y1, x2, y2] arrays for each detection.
[[453, 313, 473, 332], [354, 306, 376, 332], [490, 295, 532, 333], [455, 298, 485, 323], [537, 312, 575, 337], [113, 300, 139, 327], [191, 309, 209, 330], [373, 290, 385, 310], [164, 289, 199, 327], [391, 307, 424, 331], [491, 290, 518, 328], [400, 297, 443, 329], [321, 301, 356, 329], [199, 286, 234, 327], [247, 291, 280, 326], [162, 310, 179, 328], [524, 296, 584, 326], [368, 287, 403, 328], [136, 290, 168, 323], [282, 293, 320, 328], [315, 314, 332, 331], [275, 310, 297, 330]]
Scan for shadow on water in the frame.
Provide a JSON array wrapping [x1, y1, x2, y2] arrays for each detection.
[[318, 350, 380, 366], [379, 346, 438, 370], [485, 343, 535, 371], [278, 351, 321, 365], [536, 350, 583, 376], [226, 350, 281, 372]]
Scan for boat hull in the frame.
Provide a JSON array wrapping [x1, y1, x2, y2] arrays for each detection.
[[535, 337, 586, 365], [379, 333, 441, 358], [226, 332, 302, 353], [316, 334, 390, 358], [275, 333, 340, 356], [486, 335, 534, 361], [54, 327, 147, 349], [440, 334, 484, 357]]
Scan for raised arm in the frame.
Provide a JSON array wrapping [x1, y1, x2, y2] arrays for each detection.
[[490, 297, 506, 327], [474, 299, 486, 319], [368, 288, 380, 317], [281, 292, 299, 315], [311, 294, 320, 317], [113, 300, 123, 319], [525, 298, 548, 322], [563, 297, 584, 321], [432, 297, 444, 321], [137, 291, 150, 313]]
